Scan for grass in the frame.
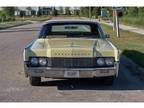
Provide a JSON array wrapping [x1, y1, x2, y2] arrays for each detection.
[[0, 21, 32, 30], [120, 16, 144, 29], [15, 15, 81, 22], [101, 24, 144, 68], [0, 15, 80, 30], [15, 16, 52, 22]]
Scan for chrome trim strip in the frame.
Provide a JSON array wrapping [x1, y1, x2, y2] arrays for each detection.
[[24, 62, 118, 70], [26, 67, 116, 71], [24, 62, 119, 78], [25, 61, 118, 69]]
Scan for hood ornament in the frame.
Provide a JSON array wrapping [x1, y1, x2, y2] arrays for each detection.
[[70, 42, 74, 47], [66, 42, 80, 47]]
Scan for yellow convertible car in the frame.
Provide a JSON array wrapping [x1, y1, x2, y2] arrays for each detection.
[[23, 19, 119, 86]]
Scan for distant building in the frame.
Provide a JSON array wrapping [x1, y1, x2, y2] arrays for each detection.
[[13, 7, 80, 17], [14, 7, 38, 16], [101, 9, 108, 17], [38, 7, 52, 15], [70, 7, 80, 15], [14, 7, 52, 16], [55, 7, 80, 15]]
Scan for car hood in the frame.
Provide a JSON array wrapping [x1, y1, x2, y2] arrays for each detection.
[[24, 38, 119, 61]]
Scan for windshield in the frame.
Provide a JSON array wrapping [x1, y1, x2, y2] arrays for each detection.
[[39, 22, 103, 38]]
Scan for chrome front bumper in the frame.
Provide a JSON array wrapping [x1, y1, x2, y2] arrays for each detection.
[[24, 62, 119, 78]]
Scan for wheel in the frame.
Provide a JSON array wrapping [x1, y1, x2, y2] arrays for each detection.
[[29, 77, 41, 86], [101, 76, 115, 85]]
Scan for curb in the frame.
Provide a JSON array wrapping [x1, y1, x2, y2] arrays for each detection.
[[0, 22, 32, 30]]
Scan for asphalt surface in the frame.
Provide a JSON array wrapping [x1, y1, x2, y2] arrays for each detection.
[[0, 22, 144, 102]]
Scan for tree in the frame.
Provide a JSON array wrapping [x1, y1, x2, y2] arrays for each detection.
[[0, 11, 6, 22], [80, 7, 84, 16], [126, 7, 139, 17], [102, 7, 112, 17], [2, 7, 15, 17], [80, 7, 89, 17], [138, 7, 144, 17], [65, 7, 71, 15], [2, 7, 15, 21], [59, 7, 63, 15], [37, 7, 42, 17], [20, 11, 25, 17], [73, 9, 80, 16], [52, 8, 58, 16], [91, 7, 100, 18]]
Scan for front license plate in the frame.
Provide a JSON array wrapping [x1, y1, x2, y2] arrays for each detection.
[[64, 70, 79, 78]]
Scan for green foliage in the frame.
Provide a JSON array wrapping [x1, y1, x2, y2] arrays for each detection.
[[80, 7, 101, 18], [91, 7, 97, 18], [120, 7, 144, 27], [52, 8, 58, 16], [91, 7, 100, 18], [126, 7, 139, 17], [80, 7, 89, 17], [15, 16, 51, 22], [20, 11, 26, 17], [59, 7, 63, 14], [138, 7, 144, 17], [0, 11, 6, 22], [65, 7, 71, 15], [122, 7, 144, 17], [120, 16, 144, 28], [37, 11, 42, 17], [2, 7, 15, 17], [104, 7, 112, 17], [73, 10, 80, 16], [0, 7, 15, 22]]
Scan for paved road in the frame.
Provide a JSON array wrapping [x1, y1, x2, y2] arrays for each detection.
[[0, 23, 144, 102]]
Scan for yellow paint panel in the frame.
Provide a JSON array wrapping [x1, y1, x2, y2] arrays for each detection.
[[24, 38, 119, 61]]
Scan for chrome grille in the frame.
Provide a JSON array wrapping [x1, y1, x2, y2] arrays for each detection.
[[48, 58, 95, 68]]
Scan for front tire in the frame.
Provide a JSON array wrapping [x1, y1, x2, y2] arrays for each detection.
[[29, 77, 41, 86]]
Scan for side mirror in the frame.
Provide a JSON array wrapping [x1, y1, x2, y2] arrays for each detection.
[[104, 33, 110, 38]]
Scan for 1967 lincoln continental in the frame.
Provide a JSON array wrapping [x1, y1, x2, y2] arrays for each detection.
[[23, 19, 119, 86]]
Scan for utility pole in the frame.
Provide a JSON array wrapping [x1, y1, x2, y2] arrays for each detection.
[[112, 7, 121, 38], [113, 10, 116, 31], [89, 7, 91, 19], [115, 10, 120, 38]]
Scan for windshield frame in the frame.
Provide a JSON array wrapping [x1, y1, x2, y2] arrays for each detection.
[[38, 21, 105, 39]]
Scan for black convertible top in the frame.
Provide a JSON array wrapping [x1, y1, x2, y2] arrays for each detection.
[[43, 18, 100, 25], [39, 18, 104, 38]]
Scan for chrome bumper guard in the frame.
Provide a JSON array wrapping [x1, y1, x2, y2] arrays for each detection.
[[24, 62, 119, 78]]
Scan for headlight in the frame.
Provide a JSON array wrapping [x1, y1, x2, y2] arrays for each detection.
[[96, 58, 105, 66], [39, 58, 47, 66], [105, 58, 114, 66], [30, 57, 38, 66]]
